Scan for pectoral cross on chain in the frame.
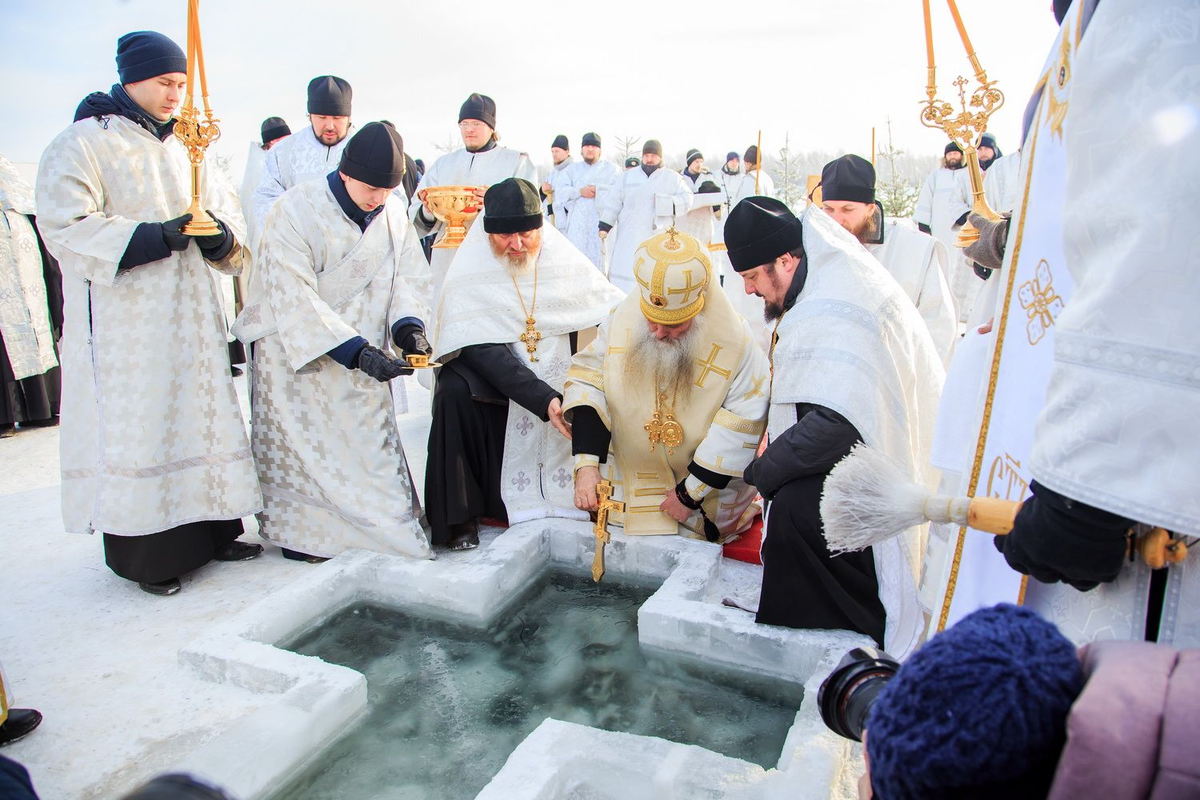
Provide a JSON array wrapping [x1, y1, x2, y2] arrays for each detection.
[[519, 316, 542, 361], [591, 479, 625, 582]]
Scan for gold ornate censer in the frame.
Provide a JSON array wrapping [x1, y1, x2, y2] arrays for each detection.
[[919, 0, 1004, 246], [173, 0, 222, 237]]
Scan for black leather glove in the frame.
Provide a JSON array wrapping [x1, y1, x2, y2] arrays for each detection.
[[161, 213, 194, 252], [963, 212, 1011, 272], [399, 329, 432, 358], [356, 345, 414, 382], [194, 212, 229, 254], [994, 481, 1134, 591]]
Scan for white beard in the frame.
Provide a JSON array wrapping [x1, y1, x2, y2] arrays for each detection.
[[623, 314, 708, 404]]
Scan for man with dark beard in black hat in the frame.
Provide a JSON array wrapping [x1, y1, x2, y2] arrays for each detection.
[[252, 75, 354, 235], [233, 122, 434, 562], [725, 197, 943, 656], [819, 154, 957, 362]]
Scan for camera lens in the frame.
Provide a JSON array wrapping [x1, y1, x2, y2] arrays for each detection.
[[817, 647, 900, 742]]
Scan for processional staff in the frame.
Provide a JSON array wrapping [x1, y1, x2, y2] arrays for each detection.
[[919, 0, 1004, 247], [174, 0, 222, 237]]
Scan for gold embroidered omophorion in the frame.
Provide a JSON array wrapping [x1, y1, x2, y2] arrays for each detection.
[[509, 262, 541, 361]]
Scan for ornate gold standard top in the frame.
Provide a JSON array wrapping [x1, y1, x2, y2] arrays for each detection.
[[174, 0, 222, 237], [919, 0, 1004, 245], [424, 186, 484, 249]]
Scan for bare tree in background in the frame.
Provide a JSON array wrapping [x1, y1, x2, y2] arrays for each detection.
[[212, 152, 234, 183], [874, 118, 923, 219], [772, 132, 807, 211], [431, 133, 460, 155], [614, 135, 641, 164]]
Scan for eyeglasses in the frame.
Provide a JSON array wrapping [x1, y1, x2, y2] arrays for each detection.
[[458, 120, 489, 131]]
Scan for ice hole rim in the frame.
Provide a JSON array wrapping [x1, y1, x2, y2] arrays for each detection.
[[174, 519, 870, 800]]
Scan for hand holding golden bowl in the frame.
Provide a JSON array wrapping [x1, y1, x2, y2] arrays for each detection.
[[423, 185, 485, 249]]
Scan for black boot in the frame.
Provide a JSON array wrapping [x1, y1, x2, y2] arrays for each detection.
[[214, 541, 264, 562], [0, 709, 43, 747], [447, 521, 480, 551], [281, 547, 329, 564], [139, 577, 182, 596]]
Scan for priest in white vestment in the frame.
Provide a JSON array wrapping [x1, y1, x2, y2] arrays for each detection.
[[597, 140, 694, 293], [725, 198, 944, 657], [915, 142, 977, 324], [0, 154, 61, 433], [729, 145, 776, 207], [37, 31, 262, 596], [819, 155, 958, 363], [541, 134, 573, 231], [560, 132, 619, 271], [990, 0, 1200, 590], [428, 179, 623, 550], [233, 123, 432, 562], [410, 93, 537, 300], [252, 76, 354, 237], [676, 149, 725, 256], [563, 229, 769, 544]]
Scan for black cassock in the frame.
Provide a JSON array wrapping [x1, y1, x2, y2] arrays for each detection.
[[424, 336, 576, 546], [0, 216, 63, 429], [747, 402, 886, 648]]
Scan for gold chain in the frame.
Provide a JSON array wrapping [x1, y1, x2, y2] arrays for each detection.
[[510, 262, 541, 361]]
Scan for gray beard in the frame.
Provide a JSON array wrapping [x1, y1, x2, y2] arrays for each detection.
[[501, 250, 538, 276], [623, 316, 706, 404]]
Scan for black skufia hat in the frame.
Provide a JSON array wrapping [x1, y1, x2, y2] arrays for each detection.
[[308, 75, 352, 116], [483, 178, 544, 234], [338, 121, 405, 189], [551, 134, 569, 151], [459, 93, 497, 128], [820, 155, 876, 204], [581, 132, 601, 148], [260, 116, 290, 144], [725, 196, 803, 273]]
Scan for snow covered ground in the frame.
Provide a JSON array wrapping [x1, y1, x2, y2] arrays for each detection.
[[0, 374, 865, 799]]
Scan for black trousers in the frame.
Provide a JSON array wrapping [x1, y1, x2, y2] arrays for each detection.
[[756, 474, 886, 647], [103, 518, 244, 584], [0, 331, 59, 426], [423, 368, 508, 546]]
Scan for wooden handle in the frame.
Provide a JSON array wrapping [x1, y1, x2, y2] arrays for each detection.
[[966, 497, 1022, 534]]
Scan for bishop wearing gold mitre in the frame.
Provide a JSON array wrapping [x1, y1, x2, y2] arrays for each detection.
[[563, 229, 770, 543]]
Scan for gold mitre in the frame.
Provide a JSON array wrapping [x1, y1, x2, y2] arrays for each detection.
[[632, 229, 712, 325]]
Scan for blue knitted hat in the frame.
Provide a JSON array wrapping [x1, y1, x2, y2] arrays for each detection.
[[116, 31, 187, 85], [866, 604, 1083, 800]]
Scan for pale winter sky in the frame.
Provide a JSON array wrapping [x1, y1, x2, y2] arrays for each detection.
[[1, 0, 1061, 181]]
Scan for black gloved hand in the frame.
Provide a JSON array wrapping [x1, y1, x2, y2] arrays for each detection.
[[994, 481, 1134, 591], [161, 213, 194, 252], [356, 345, 413, 382], [963, 212, 1011, 272], [917, 222, 932, 235], [194, 212, 229, 253], [399, 329, 432, 358]]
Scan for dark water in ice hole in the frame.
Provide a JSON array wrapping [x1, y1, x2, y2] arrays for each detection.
[[273, 570, 803, 800]]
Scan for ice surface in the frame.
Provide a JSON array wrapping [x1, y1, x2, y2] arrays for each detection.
[[273, 570, 803, 799]]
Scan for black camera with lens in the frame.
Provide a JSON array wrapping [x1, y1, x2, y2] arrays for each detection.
[[817, 647, 900, 742]]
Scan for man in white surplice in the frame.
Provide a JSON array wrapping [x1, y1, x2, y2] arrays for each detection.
[[819, 155, 958, 364], [233, 123, 432, 562], [914, 142, 976, 324], [428, 179, 623, 550], [559, 132, 619, 271], [541, 134, 573, 231], [252, 76, 354, 237], [725, 198, 944, 658], [728, 144, 775, 207], [563, 229, 769, 544], [410, 93, 537, 300], [676, 149, 725, 256], [37, 31, 262, 596], [598, 139, 694, 293]]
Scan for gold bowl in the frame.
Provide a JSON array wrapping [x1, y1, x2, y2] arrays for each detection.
[[424, 185, 484, 249]]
